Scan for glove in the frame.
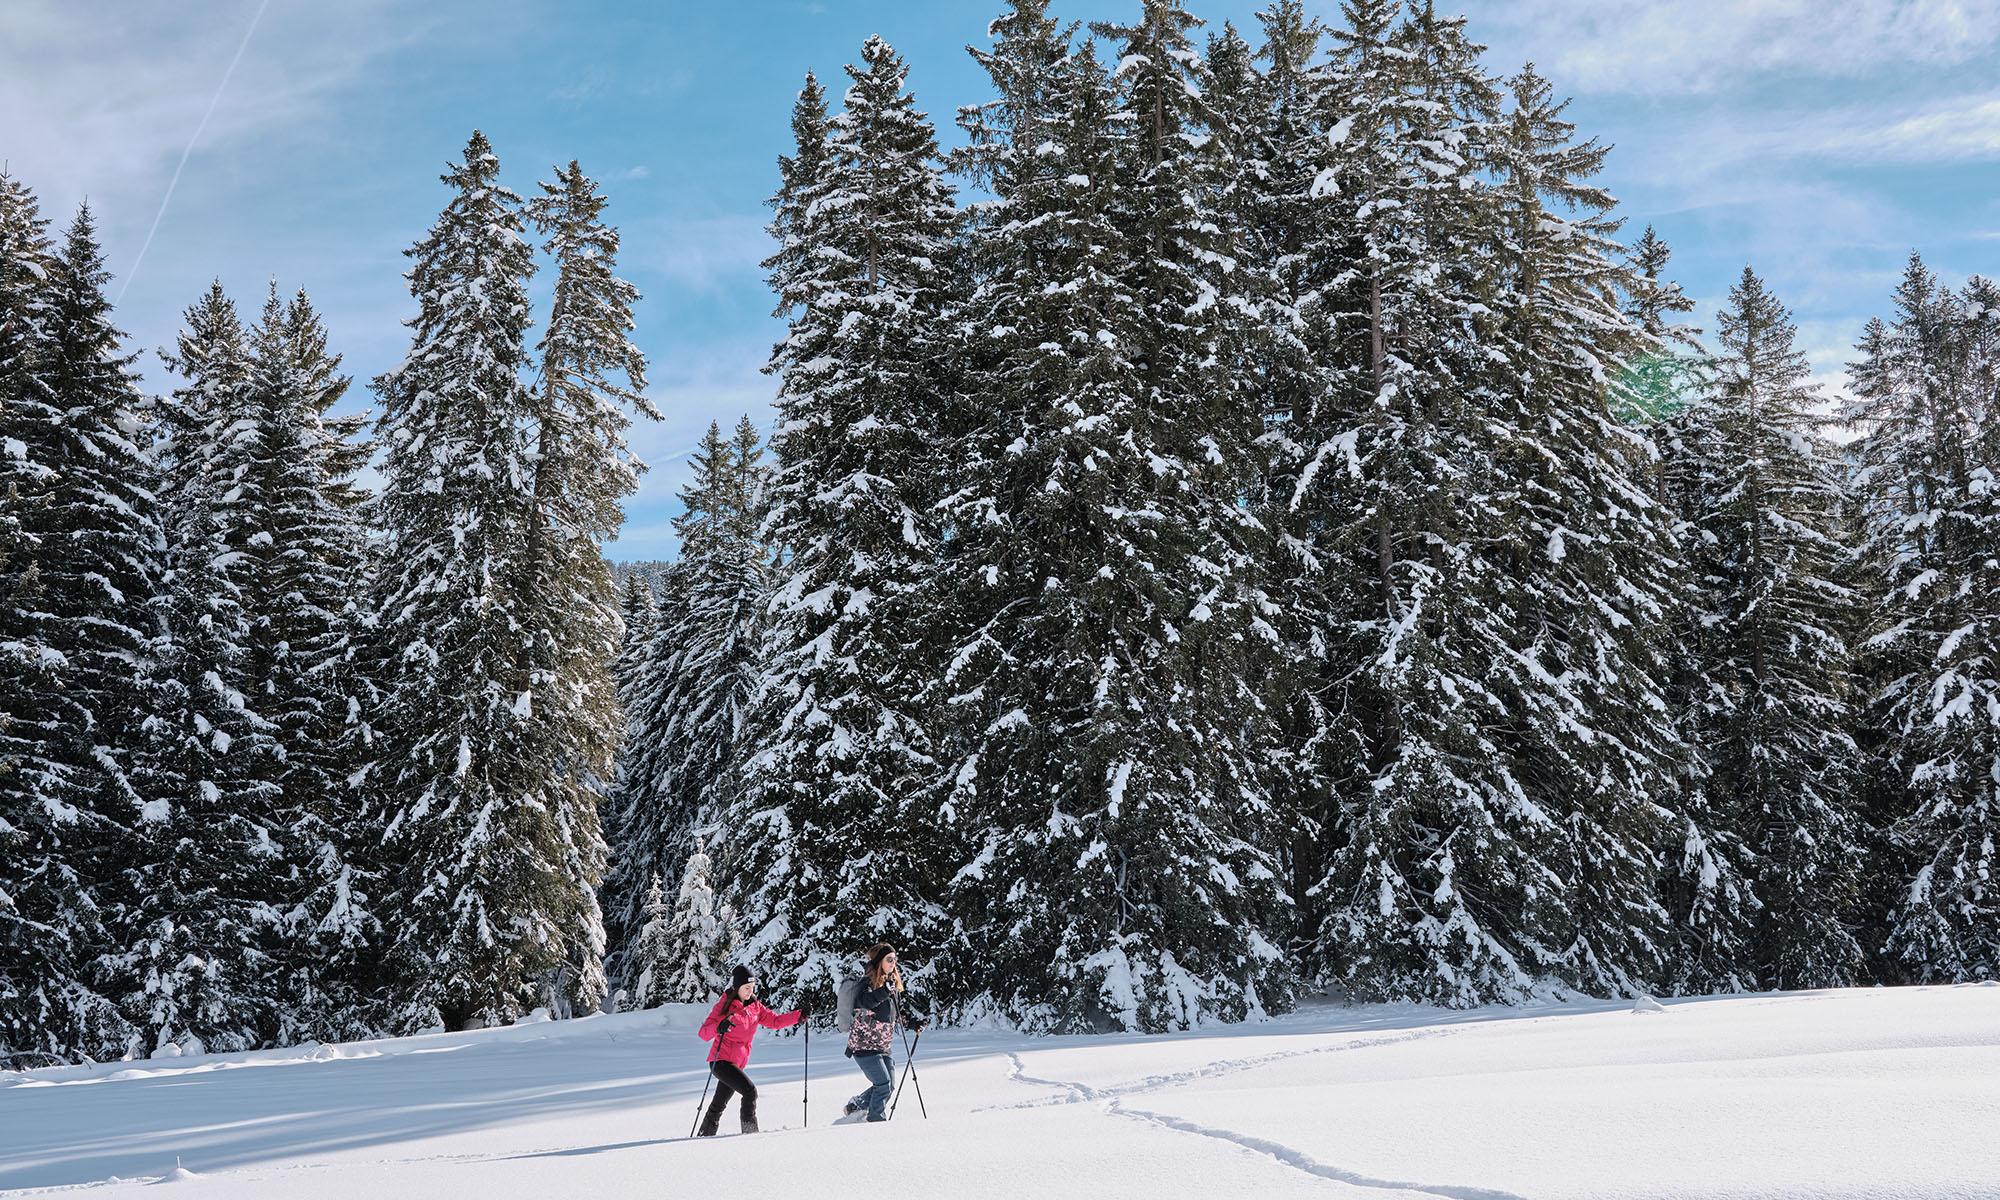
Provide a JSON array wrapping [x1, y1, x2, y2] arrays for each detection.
[[910, 1019, 927, 1033], [716, 1019, 734, 1038]]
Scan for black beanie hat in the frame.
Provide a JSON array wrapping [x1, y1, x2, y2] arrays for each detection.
[[730, 964, 753, 992]]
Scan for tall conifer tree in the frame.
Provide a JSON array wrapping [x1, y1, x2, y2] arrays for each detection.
[[233, 287, 381, 1041], [1668, 268, 1864, 989], [1297, 1, 1552, 1005], [369, 132, 572, 1029], [939, 5, 1287, 1029], [2, 206, 156, 1057], [732, 42, 958, 1007], [120, 284, 278, 1054], [1848, 257, 2000, 983], [1471, 63, 1689, 996], [0, 178, 136, 1062], [513, 160, 654, 1015]]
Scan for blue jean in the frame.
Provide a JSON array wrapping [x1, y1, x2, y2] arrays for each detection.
[[853, 1051, 894, 1122]]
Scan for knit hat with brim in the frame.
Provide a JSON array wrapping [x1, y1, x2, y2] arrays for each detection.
[[730, 964, 753, 991]]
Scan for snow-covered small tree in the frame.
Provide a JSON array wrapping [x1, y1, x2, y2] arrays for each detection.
[[634, 840, 731, 1007], [628, 873, 676, 1009]]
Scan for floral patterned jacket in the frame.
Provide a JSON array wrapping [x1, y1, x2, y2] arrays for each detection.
[[842, 975, 919, 1057]]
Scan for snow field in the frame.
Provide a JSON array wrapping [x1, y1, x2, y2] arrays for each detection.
[[3, 985, 1996, 1199]]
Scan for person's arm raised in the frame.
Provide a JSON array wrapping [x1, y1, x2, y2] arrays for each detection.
[[759, 1002, 804, 1030]]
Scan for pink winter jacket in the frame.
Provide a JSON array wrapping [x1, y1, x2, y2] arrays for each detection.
[[698, 994, 801, 1069]]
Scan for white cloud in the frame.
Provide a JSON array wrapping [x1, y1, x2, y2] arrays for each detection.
[[1480, 0, 2000, 95], [0, 1, 430, 219], [1825, 94, 2000, 161], [1612, 89, 2000, 186]]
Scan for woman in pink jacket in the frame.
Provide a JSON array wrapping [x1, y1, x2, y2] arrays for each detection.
[[695, 965, 802, 1136]]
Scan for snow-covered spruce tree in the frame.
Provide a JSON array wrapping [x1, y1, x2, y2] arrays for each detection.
[[675, 419, 769, 837], [512, 160, 655, 1017], [1290, 1, 1559, 1005], [1102, 0, 1293, 1022], [238, 286, 381, 1043], [604, 421, 765, 987], [1649, 394, 1757, 990], [369, 132, 580, 1030], [936, 6, 1285, 1031], [0, 174, 136, 1064], [603, 554, 690, 978], [0, 203, 156, 1060], [597, 575, 653, 990], [1847, 256, 2000, 983], [1477, 62, 1687, 997], [730, 43, 957, 1011], [635, 838, 731, 1007], [729, 414, 770, 534], [1665, 268, 1864, 990], [627, 873, 676, 1009], [612, 575, 656, 712], [0, 459, 87, 1066], [1616, 229, 1756, 993], [1207, 4, 1336, 933], [1620, 226, 1701, 427], [117, 283, 280, 1055], [0, 413, 53, 1064]]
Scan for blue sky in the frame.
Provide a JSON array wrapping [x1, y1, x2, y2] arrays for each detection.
[[5, 0, 1997, 561]]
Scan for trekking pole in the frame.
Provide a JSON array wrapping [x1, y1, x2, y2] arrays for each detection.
[[904, 1026, 929, 1119], [889, 1028, 928, 1120], [802, 1011, 811, 1129], [689, 1069, 713, 1139]]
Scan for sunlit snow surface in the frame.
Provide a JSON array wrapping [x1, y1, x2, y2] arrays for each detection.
[[4, 986, 1996, 1198]]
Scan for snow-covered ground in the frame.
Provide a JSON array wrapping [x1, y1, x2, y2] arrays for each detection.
[[4, 985, 1997, 1199]]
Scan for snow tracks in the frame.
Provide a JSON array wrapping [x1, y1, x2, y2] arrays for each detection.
[[994, 1026, 1530, 1200]]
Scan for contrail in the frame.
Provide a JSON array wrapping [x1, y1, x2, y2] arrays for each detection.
[[116, 0, 272, 305]]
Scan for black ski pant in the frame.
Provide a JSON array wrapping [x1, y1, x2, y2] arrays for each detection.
[[698, 1060, 758, 1135]]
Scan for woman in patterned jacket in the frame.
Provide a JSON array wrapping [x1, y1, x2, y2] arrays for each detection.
[[835, 943, 925, 1122]]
